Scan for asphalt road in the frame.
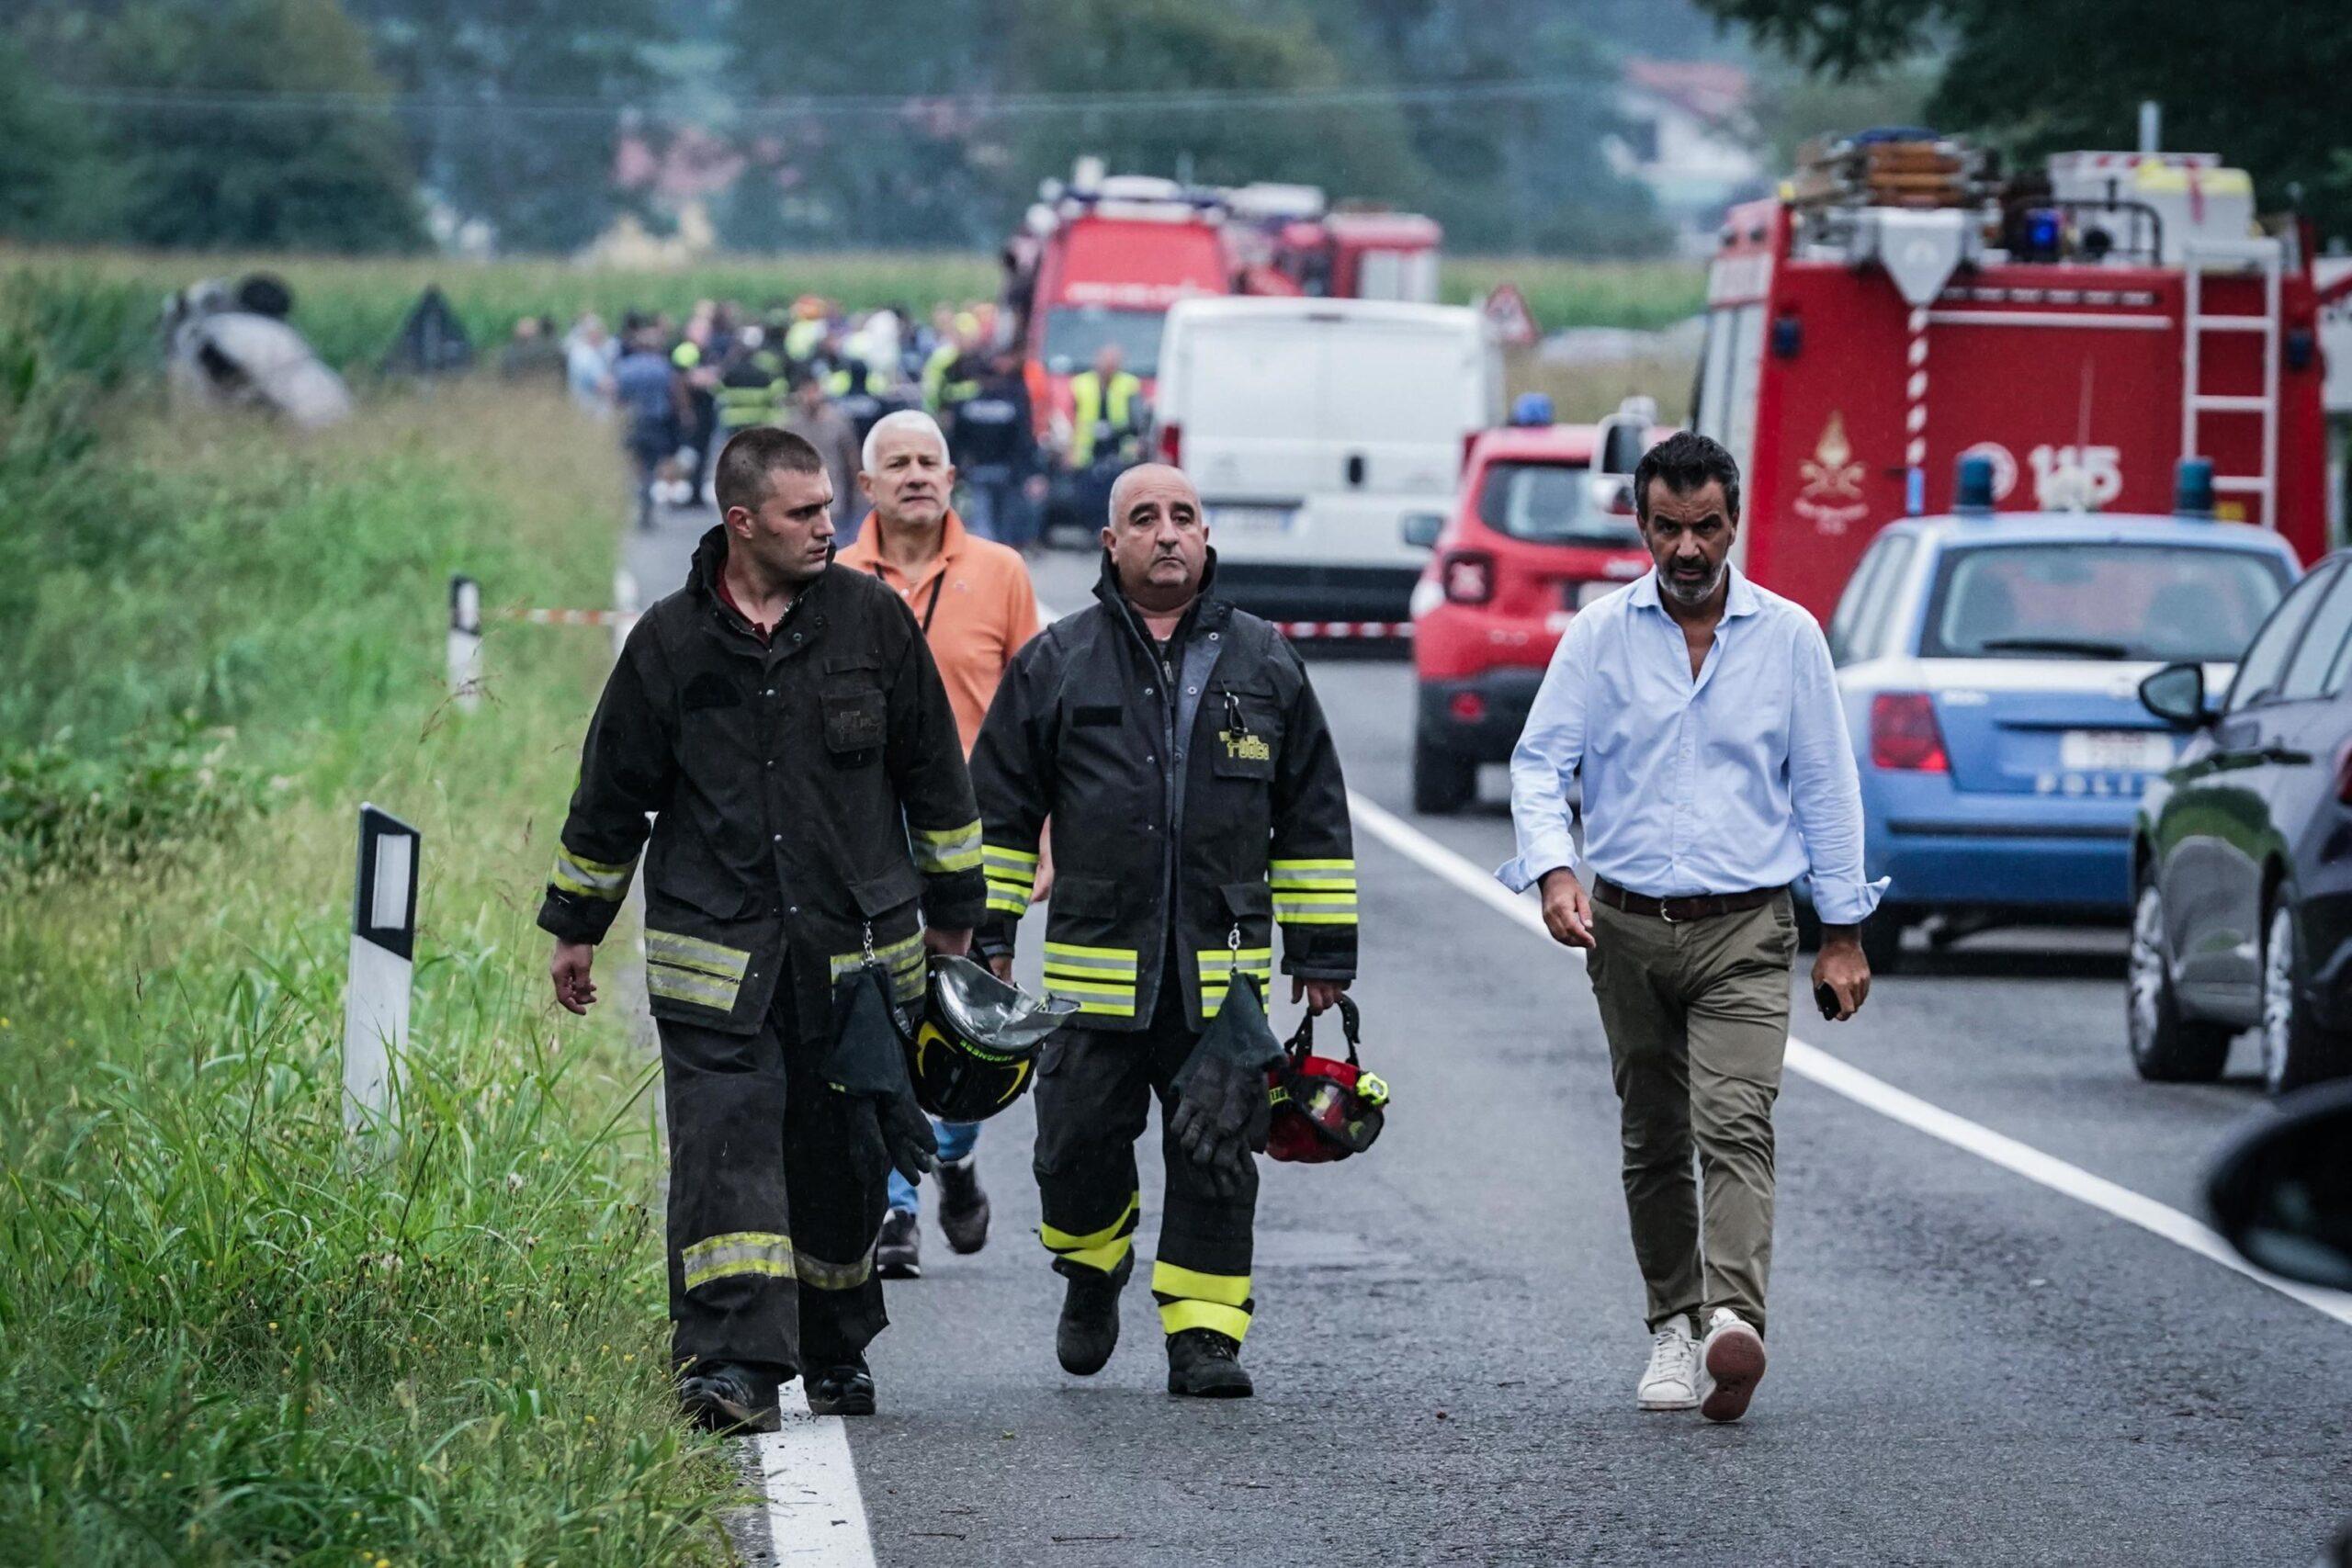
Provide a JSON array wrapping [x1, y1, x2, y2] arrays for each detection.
[[629, 509, 2352, 1567]]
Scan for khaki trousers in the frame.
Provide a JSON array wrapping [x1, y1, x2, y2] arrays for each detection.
[[1586, 892, 1796, 1338]]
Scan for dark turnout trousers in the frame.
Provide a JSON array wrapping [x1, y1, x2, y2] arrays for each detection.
[[1034, 978, 1260, 1344], [1587, 892, 1797, 1338], [658, 988, 888, 1381]]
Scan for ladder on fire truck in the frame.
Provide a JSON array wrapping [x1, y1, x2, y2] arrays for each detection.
[[2180, 235, 2283, 527]]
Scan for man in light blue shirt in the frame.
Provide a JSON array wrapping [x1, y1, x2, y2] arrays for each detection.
[[1499, 430, 1880, 1425]]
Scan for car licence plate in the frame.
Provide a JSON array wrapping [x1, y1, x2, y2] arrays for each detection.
[[2059, 729, 2175, 773], [1207, 504, 1296, 534]]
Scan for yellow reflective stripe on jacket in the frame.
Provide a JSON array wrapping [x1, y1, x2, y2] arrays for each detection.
[[1151, 1260, 1254, 1341], [1043, 942, 1138, 1016], [648, 963, 741, 1012], [1196, 946, 1273, 1011], [912, 819, 984, 874], [1271, 862, 1360, 925], [1041, 1190, 1140, 1274], [829, 932, 927, 1005], [982, 843, 1039, 912], [645, 930, 751, 981], [682, 1230, 793, 1291], [551, 846, 637, 901]]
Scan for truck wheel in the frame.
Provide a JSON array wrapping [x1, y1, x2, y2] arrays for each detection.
[[2127, 882, 2231, 1083], [2260, 895, 2346, 1095], [1411, 733, 1476, 816], [1860, 909, 1905, 976]]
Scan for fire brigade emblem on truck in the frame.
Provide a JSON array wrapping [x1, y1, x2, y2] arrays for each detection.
[[1793, 412, 1869, 535]]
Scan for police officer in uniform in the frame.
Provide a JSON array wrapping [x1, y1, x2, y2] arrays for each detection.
[[968, 463, 1358, 1398], [540, 426, 986, 1431]]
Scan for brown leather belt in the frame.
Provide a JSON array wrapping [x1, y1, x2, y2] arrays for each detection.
[[1592, 877, 1783, 923]]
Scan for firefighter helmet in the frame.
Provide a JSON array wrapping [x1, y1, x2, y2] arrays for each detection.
[[1265, 995, 1388, 1164], [905, 954, 1079, 1122]]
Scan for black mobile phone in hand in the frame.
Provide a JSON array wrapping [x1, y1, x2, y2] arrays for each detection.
[[1814, 981, 1840, 1021]]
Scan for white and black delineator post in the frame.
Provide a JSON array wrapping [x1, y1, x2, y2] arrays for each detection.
[[447, 573, 483, 712], [344, 804, 421, 1133]]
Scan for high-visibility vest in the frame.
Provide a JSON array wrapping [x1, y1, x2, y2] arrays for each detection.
[[1069, 370, 1140, 467], [921, 342, 961, 412], [784, 319, 827, 362], [716, 350, 783, 429], [824, 364, 890, 399]]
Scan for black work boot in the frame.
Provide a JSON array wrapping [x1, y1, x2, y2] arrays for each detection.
[[936, 1155, 990, 1255], [1056, 1253, 1132, 1376], [807, 1357, 876, 1417], [678, 1362, 783, 1434], [1166, 1329, 1253, 1399], [876, 1208, 921, 1280]]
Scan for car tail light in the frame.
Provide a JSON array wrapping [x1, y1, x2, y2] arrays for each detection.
[[1440, 549, 1494, 606], [1448, 690, 1487, 723], [1462, 432, 1480, 473], [1156, 422, 1182, 465], [1870, 693, 1949, 773]]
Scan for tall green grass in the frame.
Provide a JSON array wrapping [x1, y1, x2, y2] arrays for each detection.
[[0, 276, 740, 1563], [2, 245, 1706, 373]]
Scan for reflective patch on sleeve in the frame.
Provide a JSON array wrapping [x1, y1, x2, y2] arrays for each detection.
[[551, 847, 638, 901], [982, 842, 1039, 913], [1272, 862, 1359, 926], [912, 819, 984, 874], [683, 1230, 794, 1291]]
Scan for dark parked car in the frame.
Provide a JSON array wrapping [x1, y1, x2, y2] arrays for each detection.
[[2131, 550, 2352, 1094]]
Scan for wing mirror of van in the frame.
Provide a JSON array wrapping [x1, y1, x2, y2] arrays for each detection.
[[1589, 474, 1637, 519], [2205, 1080, 2352, 1291], [1400, 512, 1444, 550], [2138, 662, 2210, 729]]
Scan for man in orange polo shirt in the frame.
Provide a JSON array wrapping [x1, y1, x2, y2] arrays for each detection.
[[839, 409, 1045, 1280]]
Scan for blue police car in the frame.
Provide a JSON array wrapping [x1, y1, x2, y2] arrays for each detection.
[[1818, 460, 2300, 971]]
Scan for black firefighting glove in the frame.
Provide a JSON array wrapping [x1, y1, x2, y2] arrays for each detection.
[[826, 965, 938, 1187], [1169, 976, 1286, 1199]]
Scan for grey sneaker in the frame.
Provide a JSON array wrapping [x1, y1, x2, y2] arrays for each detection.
[[876, 1208, 921, 1280], [936, 1155, 990, 1255], [1636, 1319, 1701, 1412]]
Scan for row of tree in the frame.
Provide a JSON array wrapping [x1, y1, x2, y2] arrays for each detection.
[[3, 0, 2345, 257]]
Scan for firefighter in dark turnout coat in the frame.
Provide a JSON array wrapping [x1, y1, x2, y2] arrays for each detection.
[[540, 427, 984, 1430], [967, 463, 1357, 1397]]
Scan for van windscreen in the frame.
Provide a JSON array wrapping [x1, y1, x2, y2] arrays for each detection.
[[1044, 308, 1167, 377], [1476, 461, 1641, 546]]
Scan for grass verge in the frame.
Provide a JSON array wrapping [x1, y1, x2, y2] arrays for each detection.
[[0, 278, 739, 1564]]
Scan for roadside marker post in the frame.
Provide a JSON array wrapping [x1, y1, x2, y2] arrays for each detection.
[[345, 804, 421, 1134], [447, 574, 483, 712]]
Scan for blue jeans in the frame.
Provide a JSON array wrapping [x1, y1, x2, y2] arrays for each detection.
[[888, 1119, 980, 1213]]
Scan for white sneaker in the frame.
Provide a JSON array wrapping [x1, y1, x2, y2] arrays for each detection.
[[1698, 1308, 1767, 1423], [1635, 1319, 1701, 1411]]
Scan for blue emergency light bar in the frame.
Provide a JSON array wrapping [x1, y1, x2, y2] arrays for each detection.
[[1953, 452, 1997, 514], [2174, 457, 2216, 520]]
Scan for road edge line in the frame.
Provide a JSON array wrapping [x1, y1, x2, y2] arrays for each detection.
[[752, 1383, 879, 1566], [1346, 789, 2352, 1329]]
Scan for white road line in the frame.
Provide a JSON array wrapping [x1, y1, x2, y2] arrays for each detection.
[[1347, 790, 2352, 1329], [752, 1383, 878, 1566]]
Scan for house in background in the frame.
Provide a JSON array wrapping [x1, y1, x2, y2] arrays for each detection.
[[1608, 59, 1765, 259]]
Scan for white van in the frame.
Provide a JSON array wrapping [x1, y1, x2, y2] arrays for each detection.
[[1153, 297, 1501, 623]]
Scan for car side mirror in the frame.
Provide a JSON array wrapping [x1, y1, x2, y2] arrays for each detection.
[[2205, 1081, 2352, 1290], [1400, 512, 1444, 549], [2139, 662, 2208, 729], [1588, 474, 1637, 518]]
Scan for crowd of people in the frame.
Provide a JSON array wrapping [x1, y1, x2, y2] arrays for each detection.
[[521, 296, 1142, 551]]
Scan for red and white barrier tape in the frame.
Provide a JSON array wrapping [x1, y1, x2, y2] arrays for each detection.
[[492, 606, 640, 627], [1271, 620, 1415, 640]]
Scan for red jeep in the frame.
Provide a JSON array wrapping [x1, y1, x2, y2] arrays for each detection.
[[1407, 422, 1656, 813]]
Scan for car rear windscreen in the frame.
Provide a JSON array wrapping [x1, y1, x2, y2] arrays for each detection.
[[1476, 461, 1642, 546], [1920, 543, 2288, 663], [1043, 307, 1167, 378]]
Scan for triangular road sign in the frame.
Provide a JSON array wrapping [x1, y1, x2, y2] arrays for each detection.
[[1482, 282, 1540, 347]]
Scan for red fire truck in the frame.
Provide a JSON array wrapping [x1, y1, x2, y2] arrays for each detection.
[[1220, 183, 1444, 303], [1004, 172, 1233, 447], [1692, 135, 2332, 621]]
